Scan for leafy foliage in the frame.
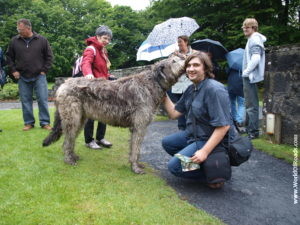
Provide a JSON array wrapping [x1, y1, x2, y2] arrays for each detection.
[[147, 0, 300, 50], [0, 0, 299, 81]]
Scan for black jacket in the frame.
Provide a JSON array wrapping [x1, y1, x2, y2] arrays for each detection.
[[6, 32, 53, 78]]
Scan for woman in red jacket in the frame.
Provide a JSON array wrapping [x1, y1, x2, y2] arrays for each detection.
[[81, 25, 114, 149]]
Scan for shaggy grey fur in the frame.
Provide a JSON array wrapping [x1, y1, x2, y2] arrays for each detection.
[[43, 55, 184, 174]]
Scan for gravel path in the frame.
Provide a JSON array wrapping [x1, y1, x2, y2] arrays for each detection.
[[0, 101, 54, 110], [141, 120, 299, 225]]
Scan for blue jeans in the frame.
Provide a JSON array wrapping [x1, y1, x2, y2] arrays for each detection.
[[229, 93, 245, 124], [166, 90, 186, 130], [242, 77, 259, 135], [18, 75, 50, 126], [161, 131, 207, 182]]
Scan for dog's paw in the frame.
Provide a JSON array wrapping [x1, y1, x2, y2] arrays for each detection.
[[64, 157, 77, 165], [72, 154, 80, 161], [137, 163, 146, 169], [132, 164, 145, 174]]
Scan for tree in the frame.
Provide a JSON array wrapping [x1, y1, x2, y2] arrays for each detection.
[[0, 0, 299, 81]]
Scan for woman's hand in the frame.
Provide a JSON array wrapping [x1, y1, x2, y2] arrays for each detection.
[[191, 150, 208, 164], [85, 74, 94, 79], [12, 71, 20, 79]]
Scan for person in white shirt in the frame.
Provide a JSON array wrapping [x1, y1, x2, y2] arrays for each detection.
[[167, 35, 198, 130], [242, 18, 266, 139]]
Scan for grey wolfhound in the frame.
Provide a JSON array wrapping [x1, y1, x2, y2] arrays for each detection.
[[43, 55, 184, 174]]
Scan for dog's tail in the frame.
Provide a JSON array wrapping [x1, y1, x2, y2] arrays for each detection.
[[42, 110, 63, 146]]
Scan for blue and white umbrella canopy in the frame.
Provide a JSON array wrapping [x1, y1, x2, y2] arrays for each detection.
[[136, 40, 177, 61]]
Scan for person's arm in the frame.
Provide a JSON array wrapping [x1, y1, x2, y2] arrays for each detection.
[[191, 85, 231, 163], [5, 41, 20, 79], [243, 45, 262, 77], [242, 53, 260, 76], [81, 47, 96, 79], [41, 38, 53, 74], [191, 125, 230, 163], [163, 95, 182, 119]]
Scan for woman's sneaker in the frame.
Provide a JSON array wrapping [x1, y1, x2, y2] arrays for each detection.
[[97, 139, 112, 148], [86, 140, 102, 149]]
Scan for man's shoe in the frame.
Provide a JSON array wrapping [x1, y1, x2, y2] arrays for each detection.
[[23, 124, 34, 131], [97, 139, 112, 147], [236, 122, 244, 127], [42, 124, 52, 131], [86, 140, 102, 150], [248, 133, 259, 140]]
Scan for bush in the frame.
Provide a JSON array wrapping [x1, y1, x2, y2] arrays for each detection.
[[0, 81, 19, 100]]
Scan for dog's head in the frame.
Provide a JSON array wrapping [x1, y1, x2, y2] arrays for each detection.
[[153, 55, 185, 90]]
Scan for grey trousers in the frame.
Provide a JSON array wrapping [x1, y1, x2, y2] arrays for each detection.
[[243, 77, 259, 136]]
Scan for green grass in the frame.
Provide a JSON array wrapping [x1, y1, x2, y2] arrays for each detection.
[[252, 136, 297, 166], [47, 82, 54, 90], [0, 108, 222, 225]]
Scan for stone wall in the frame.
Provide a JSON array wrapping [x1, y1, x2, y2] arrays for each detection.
[[110, 65, 152, 78], [263, 44, 300, 145], [51, 65, 153, 95]]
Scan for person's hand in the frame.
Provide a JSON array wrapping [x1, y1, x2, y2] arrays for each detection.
[[174, 51, 186, 59], [12, 71, 20, 79], [108, 74, 117, 80], [191, 149, 208, 164], [85, 74, 94, 79], [249, 73, 254, 81], [242, 69, 249, 77]]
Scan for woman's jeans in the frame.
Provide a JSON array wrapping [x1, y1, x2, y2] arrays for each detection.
[[243, 77, 259, 136], [229, 93, 245, 124], [162, 130, 207, 182], [84, 119, 106, 144], [18, 75, 50, 126]]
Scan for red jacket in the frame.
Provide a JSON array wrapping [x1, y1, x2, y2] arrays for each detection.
[[81, 36, 109, 79]]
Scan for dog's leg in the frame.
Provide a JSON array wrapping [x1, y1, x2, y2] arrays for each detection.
[[129, 125, 148, 174], [69, 117, 86, 162], [60, 102, 83, 165]]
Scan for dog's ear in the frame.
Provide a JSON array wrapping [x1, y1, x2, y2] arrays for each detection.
[[76, 85, 89, 90], [156, 65, 167, 81], [75, 85, 91, 94]]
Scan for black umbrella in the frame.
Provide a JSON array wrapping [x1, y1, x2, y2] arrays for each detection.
[[191, 39, 228, 60]]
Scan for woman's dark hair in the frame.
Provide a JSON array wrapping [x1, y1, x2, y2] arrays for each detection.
[[177, 35, 190, 45], [182, 52, 215, 78]]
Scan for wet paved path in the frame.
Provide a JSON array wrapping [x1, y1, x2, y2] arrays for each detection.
[[0, 101, 54, 110], [141, 120, 299, 225]]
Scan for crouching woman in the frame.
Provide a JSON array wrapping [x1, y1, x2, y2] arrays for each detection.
[[162, 52, 232, 188]]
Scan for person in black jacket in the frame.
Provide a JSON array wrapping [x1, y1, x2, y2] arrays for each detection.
[[6, 18, 53, 131]]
